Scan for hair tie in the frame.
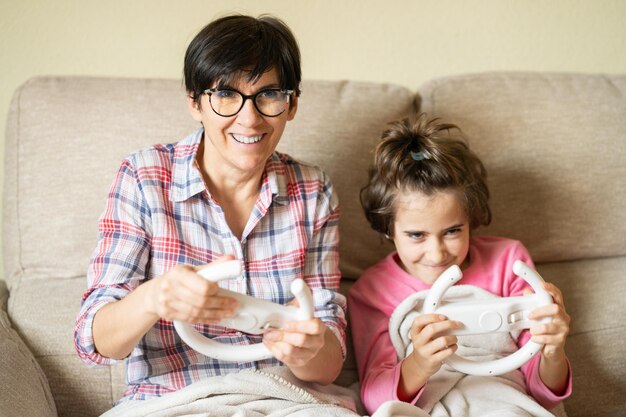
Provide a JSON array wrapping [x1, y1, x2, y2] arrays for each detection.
[[411, 151, 430, 161]]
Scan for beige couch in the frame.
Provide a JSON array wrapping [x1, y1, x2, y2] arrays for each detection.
[[2, 72, 625, 417]]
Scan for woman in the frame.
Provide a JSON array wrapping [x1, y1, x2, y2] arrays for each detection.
[[74, 14, 346, 404]]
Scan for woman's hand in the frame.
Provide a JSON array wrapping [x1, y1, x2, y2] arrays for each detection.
[[262, 318, 327, 367], [262, 293, 341, 383], [527, 282, 571, 360], [262, 317, 342, 384], [93, 255, 238, 360], [145, 255, 239, 324]]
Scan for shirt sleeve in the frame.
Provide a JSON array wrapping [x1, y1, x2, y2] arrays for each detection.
[[507, 242, 573, 408], [348, 265, 423, 414], [303, 170, 347, 357], [74, 157, 152, 366], [519, 332, 573, 409]]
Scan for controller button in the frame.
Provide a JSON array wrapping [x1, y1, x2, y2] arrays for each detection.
[[508, 311, 525, 324], [479, 311, 502, 332]]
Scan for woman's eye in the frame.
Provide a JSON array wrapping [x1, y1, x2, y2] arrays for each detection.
[[259, 90, 278, 98], [446, 228, 462, 236], [216, 90, 237, 99]]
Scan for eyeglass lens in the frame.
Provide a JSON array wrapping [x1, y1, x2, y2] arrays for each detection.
[[209, 89, 291, 117]]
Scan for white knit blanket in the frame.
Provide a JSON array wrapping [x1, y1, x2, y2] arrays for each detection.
[[380, 285, 564, 417], [101, 366, 361, 417]]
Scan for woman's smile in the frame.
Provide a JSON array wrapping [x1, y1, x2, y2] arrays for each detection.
[[230, 133, 265, 144]]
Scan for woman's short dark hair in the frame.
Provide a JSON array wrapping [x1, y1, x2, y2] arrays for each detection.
[[361, 113, 492, 237], [184, 14, 302, 108]]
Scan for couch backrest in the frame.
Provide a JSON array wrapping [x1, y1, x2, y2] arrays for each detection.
[[3, 76, 414, 414], [3, 77, 413, 290], [418, 73, 626, 264]]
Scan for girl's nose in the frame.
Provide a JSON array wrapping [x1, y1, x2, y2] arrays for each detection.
[[427, 238, 447, 264]]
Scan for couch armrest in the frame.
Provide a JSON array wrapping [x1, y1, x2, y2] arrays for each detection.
[[0, 280, 58, 417]]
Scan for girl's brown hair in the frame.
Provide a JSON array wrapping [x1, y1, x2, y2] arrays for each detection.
[[361, 113, 491, 236]]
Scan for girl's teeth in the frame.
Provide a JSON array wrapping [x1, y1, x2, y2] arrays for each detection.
[[232, 134, 263, 144]]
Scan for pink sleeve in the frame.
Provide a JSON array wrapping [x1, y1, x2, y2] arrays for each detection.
[[519, 331, 573, 409], [492, 240, 572, 408], [348, 265, 424, 414], [510, 242, 572, 408]]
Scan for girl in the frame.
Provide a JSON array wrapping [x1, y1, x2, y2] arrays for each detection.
[[348, 114, 571, 415]]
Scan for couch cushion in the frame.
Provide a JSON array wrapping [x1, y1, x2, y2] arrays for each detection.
[[418, 72, 626, 264], [0, 281, 57, 417], [8, 276, 127, 415]]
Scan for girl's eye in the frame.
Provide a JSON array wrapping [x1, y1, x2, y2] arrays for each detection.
[[446, 228, 462, 236], [407, 232, 425, 240]]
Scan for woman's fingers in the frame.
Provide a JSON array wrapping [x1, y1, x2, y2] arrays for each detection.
[[262, 319, 327, 366], [149, 261, 239, 323]]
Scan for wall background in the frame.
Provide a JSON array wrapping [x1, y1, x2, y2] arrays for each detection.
[[1, 0, 625, 272]]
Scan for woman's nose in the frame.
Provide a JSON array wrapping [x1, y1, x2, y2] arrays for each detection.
[[236, 98, 263, 127]]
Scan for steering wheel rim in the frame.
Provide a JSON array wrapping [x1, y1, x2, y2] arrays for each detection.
[[422, 260, 553, 376], [174, 278, 314, 362], [173, 321, 275, 361]]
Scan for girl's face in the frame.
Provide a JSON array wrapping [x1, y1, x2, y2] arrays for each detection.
[[391, 188, 471, 285]]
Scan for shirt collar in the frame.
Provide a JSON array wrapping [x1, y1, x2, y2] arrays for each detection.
[[170, 127, 289, 205], [170, 128, 206, 202], [263, 152, 289, 206]]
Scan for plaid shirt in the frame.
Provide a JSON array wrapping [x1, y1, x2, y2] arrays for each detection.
[[74, 128, 346, 402]]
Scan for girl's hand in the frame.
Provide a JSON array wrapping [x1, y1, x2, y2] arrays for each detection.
[[145, 255, 239, 323], [262, 318, 327, 367], [407, 314, 462, 377], [526, 283, 571, 360]]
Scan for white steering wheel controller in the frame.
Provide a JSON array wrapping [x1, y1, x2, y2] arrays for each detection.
[[422, 260, 553, 376], [173, 260, 314, 362]]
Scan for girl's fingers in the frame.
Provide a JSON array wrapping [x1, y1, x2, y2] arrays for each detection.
[[542, 282, 565, 306], [422, 335, 458, 356], [523, 282, 566, 307], [411, 315, 462, 346], [528, 303, 560, 320], [530, 333, 567, 346]]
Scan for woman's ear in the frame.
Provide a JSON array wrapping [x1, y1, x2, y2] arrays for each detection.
[[187, 95, 203, 122], [286, 94, 298, 121]]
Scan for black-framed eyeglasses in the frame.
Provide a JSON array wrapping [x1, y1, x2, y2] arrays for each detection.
[[204, 88, 294, 117]]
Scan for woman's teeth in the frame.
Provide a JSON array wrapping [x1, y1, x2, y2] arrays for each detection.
[[232, 134, 263, 144]]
